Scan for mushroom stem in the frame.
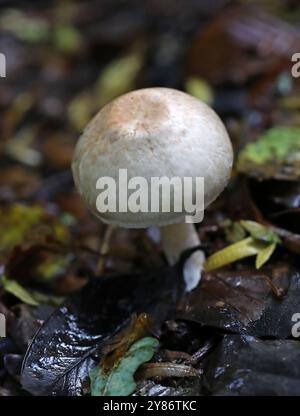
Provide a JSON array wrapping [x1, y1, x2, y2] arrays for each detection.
[[160, 223, 205, 291]]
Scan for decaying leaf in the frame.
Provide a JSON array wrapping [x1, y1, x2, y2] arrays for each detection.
[[90, 337, 159, 396], [101, 313, 152, 374], [0, 204, 70, 260], [0, 204, 44, 256], [21, 265, 182, 396]]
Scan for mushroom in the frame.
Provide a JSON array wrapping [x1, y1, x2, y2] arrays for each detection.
[[72, 87, 233, 291]]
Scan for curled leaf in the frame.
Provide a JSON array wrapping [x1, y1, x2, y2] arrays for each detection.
[[205, 220, 281, 272], [204, 237, 264, 272]]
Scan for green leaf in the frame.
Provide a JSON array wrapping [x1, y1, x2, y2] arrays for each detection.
[[240, 220, 281, 244], [89, 337, 159, 396], [255, 243, 277, 269], [2, 276, 39, 306]]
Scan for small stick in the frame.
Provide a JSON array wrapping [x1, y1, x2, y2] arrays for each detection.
[[96, 224, 116, 275]]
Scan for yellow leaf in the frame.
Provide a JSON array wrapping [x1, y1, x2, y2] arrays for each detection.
[[204, 237, 265, 272], [255, 243, 277, 269], [2, 276, 39, 306]]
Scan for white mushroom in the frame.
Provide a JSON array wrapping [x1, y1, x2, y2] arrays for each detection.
[[72, 87, 233, 291]]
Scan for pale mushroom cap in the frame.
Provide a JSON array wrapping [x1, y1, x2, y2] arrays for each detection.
[[72, 87, 233, 227]]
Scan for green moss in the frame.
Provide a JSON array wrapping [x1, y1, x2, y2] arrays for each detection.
[[239, 126, 300, 165]]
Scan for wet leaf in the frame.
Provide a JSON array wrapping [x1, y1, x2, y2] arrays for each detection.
[[21, 266, 183, 396], [134, 379, 199, 396], [101, 313, 152, 373], [177, 265, 299, 338], [10, 304, 55, 352], [90, 337, 158, 396], [177, 269, 271, 335], [203, 335, 300, 395], [136, 362, 200, 380]]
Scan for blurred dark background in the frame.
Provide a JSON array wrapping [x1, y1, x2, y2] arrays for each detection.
[[1, 0, 300, 397]]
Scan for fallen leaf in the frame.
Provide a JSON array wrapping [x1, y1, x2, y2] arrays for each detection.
[[203, 335, 300, 395], [2, 276, 39, 307], [90, 337, 158, 396], [177, 265, 300, 338], [204, 221, 281, 271], [21, 265, 183, 396]]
